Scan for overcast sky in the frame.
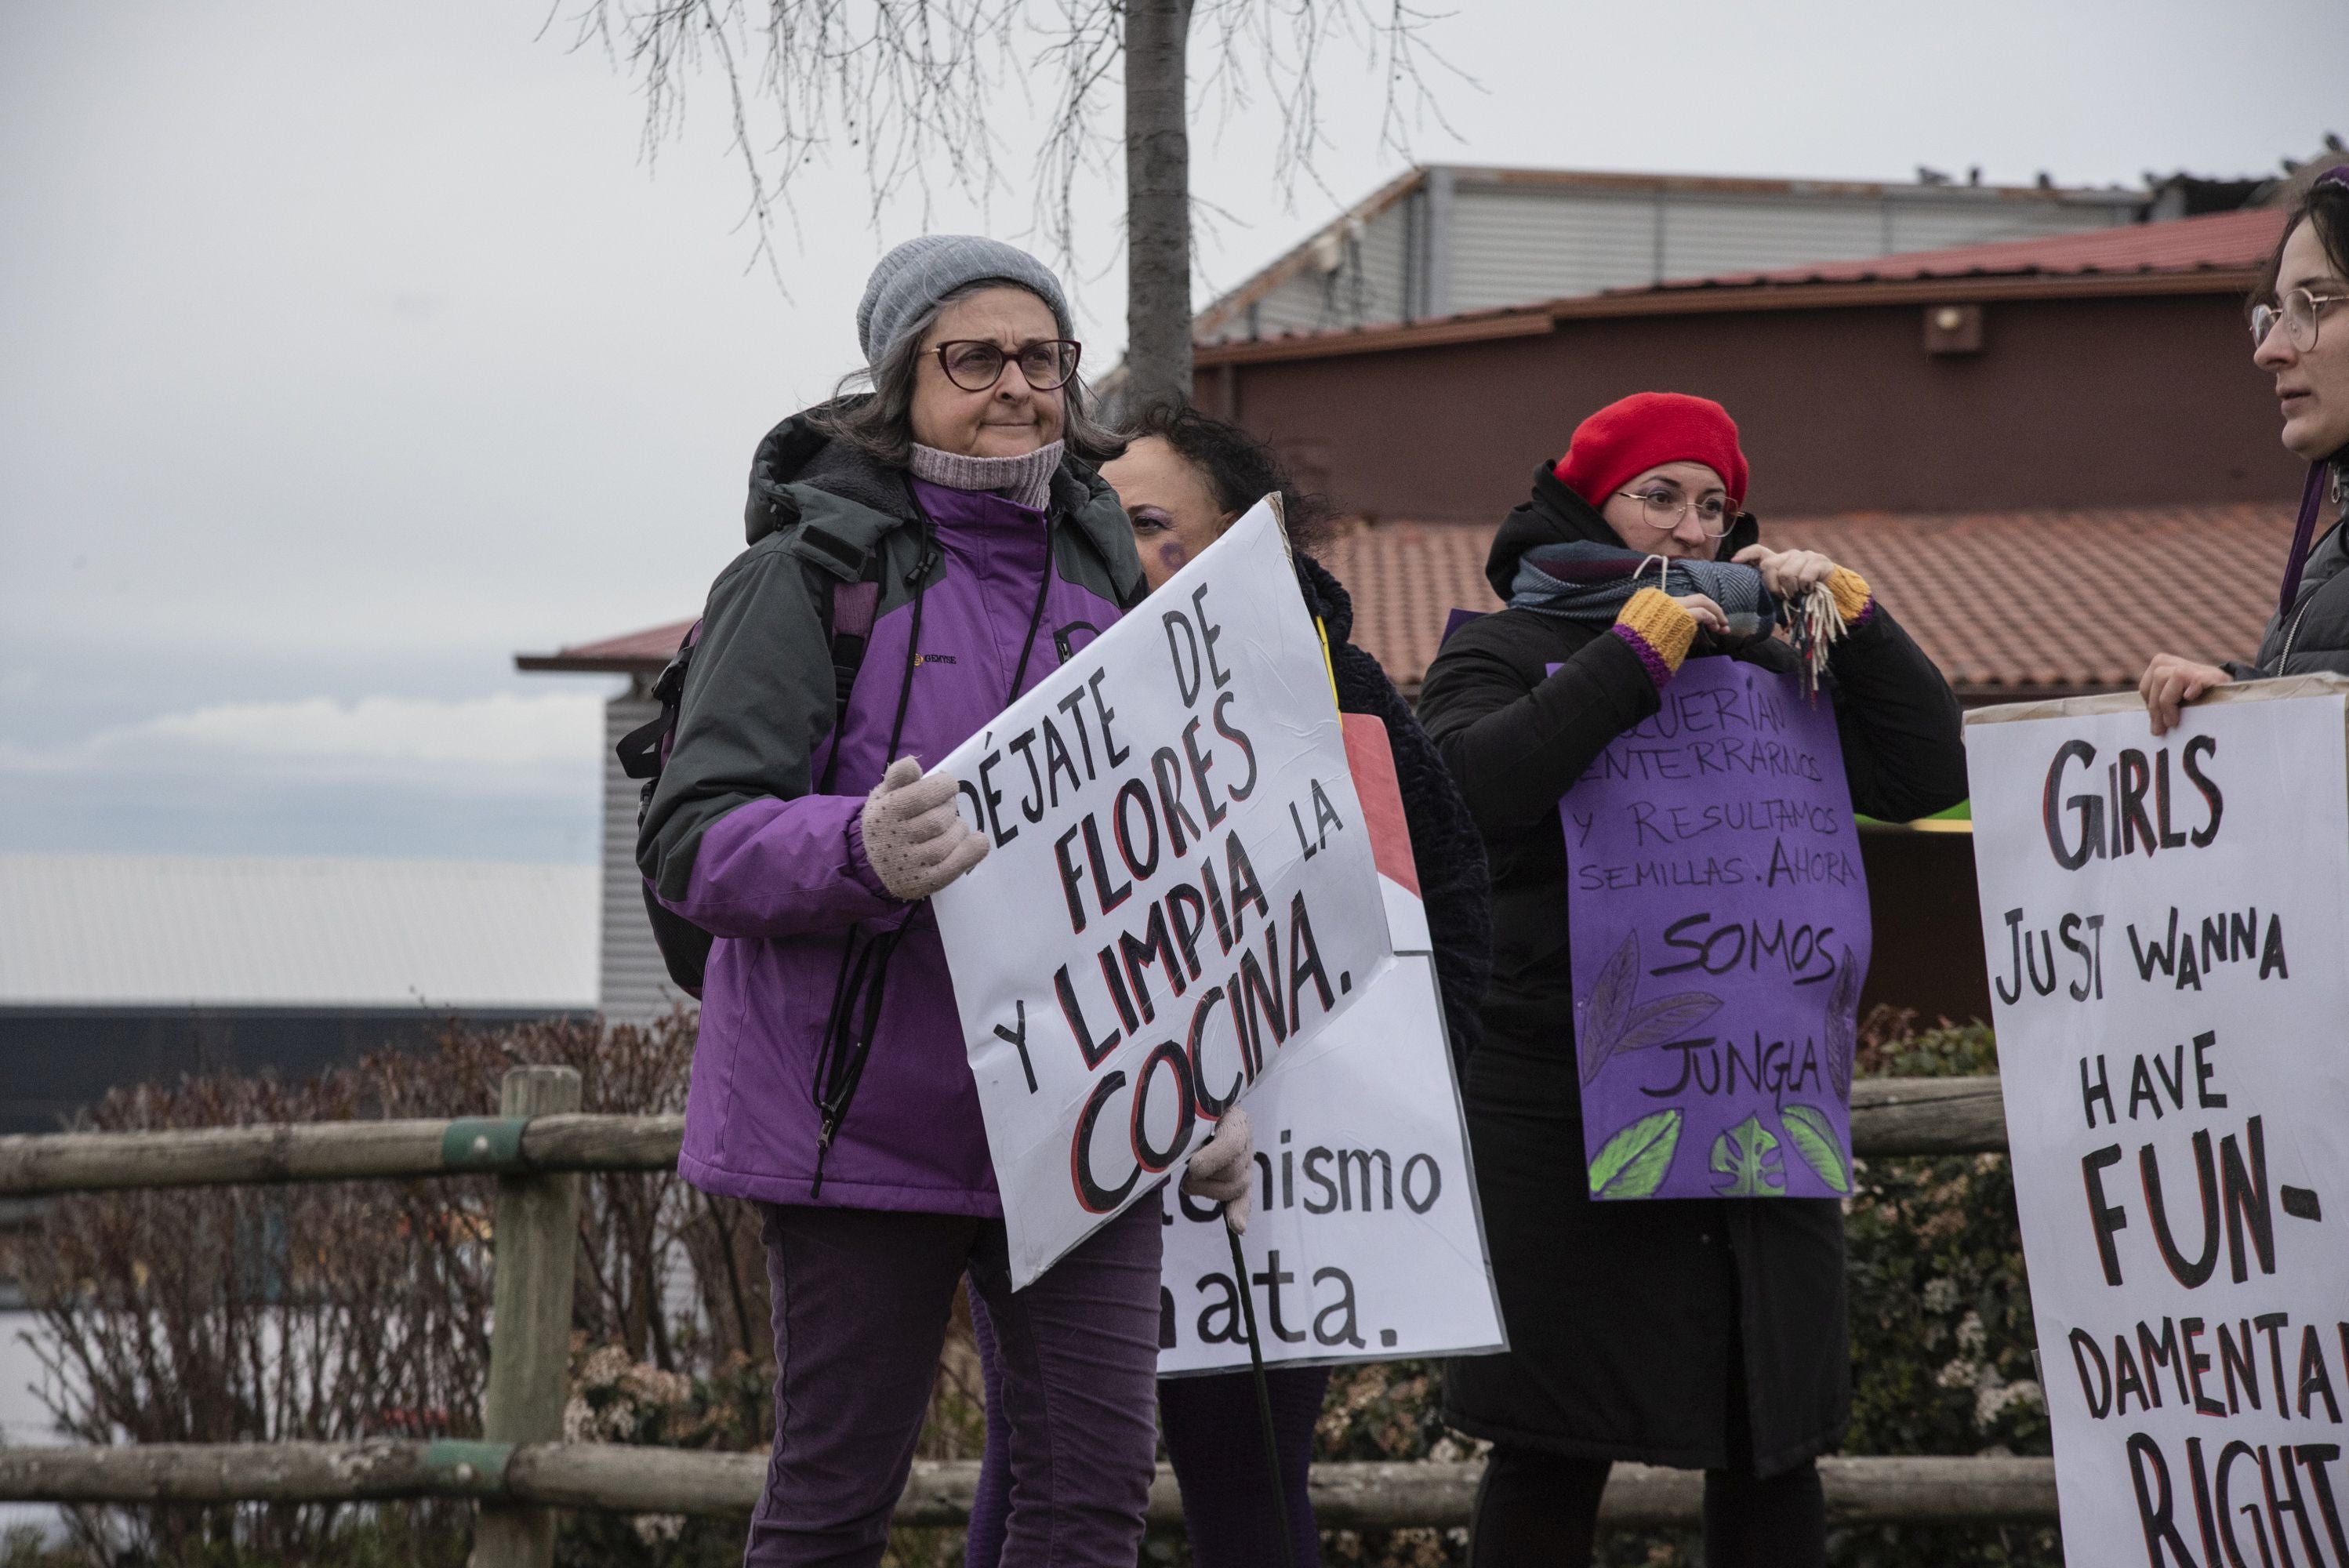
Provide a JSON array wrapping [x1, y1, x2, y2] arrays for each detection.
[[2, 0, 2341, 867]]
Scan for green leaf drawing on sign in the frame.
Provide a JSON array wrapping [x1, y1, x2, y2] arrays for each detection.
[[1709, 1114, 1784, 1197], [1579, 931, 1641, 1084], [1588, 1109, 1683, 1200], [1780, 1104, 1850, 1194], [1615, 991, 1723, 1054]]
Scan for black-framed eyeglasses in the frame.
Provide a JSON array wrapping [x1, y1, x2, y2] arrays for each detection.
[[933, 339, 1082, 392], [2252, 288, 2348, 354], [1617, 486, 1737, 537]]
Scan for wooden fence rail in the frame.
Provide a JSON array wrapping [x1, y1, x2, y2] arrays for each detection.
[[0, 1069, 2023, 1562], [0, 1076, 2004, 1199], [0, 1444, 2057, 1529], [0, 1111, 684, 1197]]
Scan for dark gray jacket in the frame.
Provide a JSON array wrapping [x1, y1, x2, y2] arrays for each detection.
[[2229, 467, 2349, 680], [1420, 465, 1966, 1474]]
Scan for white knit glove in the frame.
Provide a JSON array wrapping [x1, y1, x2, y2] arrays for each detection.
[[858, 757, 989, 901], [1182, 1105, 1255, 1234]]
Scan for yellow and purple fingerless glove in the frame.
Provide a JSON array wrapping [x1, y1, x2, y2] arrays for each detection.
[[1610, 588, 1697, 688], [1825, 566, 1875, 630]]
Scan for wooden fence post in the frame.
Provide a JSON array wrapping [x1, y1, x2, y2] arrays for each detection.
[[471, 1066, 582, 1568]]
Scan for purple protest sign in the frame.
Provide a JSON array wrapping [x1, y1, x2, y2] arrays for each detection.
[[1556, 656, 1872, 1201]]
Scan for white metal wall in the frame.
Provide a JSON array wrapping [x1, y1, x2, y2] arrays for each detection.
[[1653, 194, 1893, 283], [1449, 187, 1662, 312], [1450, 185, 2142, 310], [1211, 176, 2147, 341], [1882, 196, 2134, 254], [1236, 272, 1327, 339], [1233, 201, 1415, 340], [1354, 203, 1414, 327], [601, 694, 684, 1022]]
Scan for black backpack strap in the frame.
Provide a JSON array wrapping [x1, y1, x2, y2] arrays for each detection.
[[828, 580, 881, 708], [813, 551, 890, 795], [615, 709, 667, 781], [618, 628, 698, 783], [615, 511, 896, 1000]]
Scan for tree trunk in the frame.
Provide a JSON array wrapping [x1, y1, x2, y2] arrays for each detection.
[[1123, 0, 1193, 415]]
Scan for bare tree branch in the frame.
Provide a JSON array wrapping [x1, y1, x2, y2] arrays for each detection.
[[565, 0, 1464, 288]]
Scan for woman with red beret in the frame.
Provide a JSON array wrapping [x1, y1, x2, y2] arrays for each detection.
[[1416, 393, 1967, 1565]]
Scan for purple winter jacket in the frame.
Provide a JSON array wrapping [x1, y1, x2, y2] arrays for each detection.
[[638, 412, 1145, 1215]]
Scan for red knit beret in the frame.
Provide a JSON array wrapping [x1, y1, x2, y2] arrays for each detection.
[[1553, 392, 1749, 510]]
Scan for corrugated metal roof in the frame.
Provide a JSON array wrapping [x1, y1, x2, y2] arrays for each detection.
[[1651, 205, 2285, 291], [0, 855, 598, 1010]]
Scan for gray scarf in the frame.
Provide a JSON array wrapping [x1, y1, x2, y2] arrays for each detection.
[[1508, 540, 1779, 640], [907, 441, 1064, 512]]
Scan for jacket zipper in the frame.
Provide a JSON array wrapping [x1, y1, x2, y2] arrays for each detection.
[[808, 504, 1058, 1195], [2278, 598, 2312, 676]]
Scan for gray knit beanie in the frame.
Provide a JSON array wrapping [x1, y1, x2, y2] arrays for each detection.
[[856, 235, 1074, 366]]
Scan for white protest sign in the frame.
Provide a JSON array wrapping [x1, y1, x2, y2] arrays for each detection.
[[1158, 717, 1504, 1374], [1967, 677, 2349, 1566], [1156, 958, 1505, 1372], [932, 501, 1396, 1287]]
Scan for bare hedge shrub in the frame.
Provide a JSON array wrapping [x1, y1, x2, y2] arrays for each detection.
[[9, 1011, 982, 1566]]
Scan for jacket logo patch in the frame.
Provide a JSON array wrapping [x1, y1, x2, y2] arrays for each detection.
[[913, 652, 958, 666]]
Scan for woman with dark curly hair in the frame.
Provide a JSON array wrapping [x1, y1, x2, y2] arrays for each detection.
[[963, 405, 1493, 1568]]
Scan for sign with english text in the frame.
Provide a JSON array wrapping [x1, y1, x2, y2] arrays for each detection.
[[1156, 714, 1505, 1374], [1559, 657, 1872, 1202], [1968, 677, 2349, 1566], [931, 502, 1395, 1288]]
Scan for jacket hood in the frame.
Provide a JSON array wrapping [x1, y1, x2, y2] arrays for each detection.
[[1483, 462, 1762, 603], [742, 401, 911, 546]]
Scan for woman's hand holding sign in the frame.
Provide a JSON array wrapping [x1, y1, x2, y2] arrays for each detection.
[[861, 757, 991, 900], [1181, 1105, 1255, 1233], [2137, 652, 2232, 737]]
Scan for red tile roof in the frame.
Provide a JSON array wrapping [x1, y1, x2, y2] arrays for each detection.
[[515, 619, 695, 673], [1648, 207, 2285, 293], [1768, 504, 2289, 694], [1323, 503, 2293, 697], [521, 503, 2296, 700], [1318, 522, 1505, 689]]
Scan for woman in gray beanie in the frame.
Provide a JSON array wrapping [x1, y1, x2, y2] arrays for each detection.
[[638, 234, 1254, 1565]]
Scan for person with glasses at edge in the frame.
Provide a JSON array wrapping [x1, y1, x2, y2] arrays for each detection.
[[1413, 392, 1966, 1567], [637, 235, 1253, 1567], [2141, 167, 2349, 734]]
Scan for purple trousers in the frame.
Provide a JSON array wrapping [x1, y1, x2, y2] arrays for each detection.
[[747, 1201, 1163, 1567], [968, 1297, 1330, 1568]]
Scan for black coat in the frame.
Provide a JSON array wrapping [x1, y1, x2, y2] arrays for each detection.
[[1296, 551, 1493, 1067], [2228, 473, 2349, 680], [1416, 466, 1967, 1473]]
